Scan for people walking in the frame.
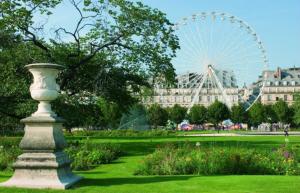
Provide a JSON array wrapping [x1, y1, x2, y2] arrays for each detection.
[[284, 124, 289, 137]]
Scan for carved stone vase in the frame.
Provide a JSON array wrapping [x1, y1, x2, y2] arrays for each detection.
[[0, 63, 81, 189]]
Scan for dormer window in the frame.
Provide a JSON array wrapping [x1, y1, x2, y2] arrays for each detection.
[[283, 81, 287, 86]]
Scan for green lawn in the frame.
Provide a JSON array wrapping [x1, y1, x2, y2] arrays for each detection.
[[1, 136, 300, 193]]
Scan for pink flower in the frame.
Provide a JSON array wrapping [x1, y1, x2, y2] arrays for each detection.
[[283, 151, 289, 159]]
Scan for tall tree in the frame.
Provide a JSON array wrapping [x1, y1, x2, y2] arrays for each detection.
[[264, 104, 277, 123], [168, 104, 187, 124], [97, 97, 122, 129], [188, 105, 207, 124], [207, 101, 230, 126], [272, 99, 291, 124], [248, 102, 265, 126], [147, 103, 168, 128], [230, 104, 246, 124], [0, 0, 179, 128], [292, 94, 300, 126]]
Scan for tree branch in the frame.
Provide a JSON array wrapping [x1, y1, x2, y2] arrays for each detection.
[[19, 26, 52, 59], [60, 33, 124, 89]]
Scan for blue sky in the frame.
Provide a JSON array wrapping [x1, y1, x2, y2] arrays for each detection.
[[141, 0, 300, 70], [46, 0, 300, 70]]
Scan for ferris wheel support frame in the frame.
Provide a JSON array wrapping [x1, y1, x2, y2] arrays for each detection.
[[187, 72, 208, 113], [209, 65, 233, 108], [186, 65, 233, 113]]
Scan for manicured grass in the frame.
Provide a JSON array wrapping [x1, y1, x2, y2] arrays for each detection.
[[1, 136, 300, 193]]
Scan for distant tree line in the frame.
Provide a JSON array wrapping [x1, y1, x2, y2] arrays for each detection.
[[2, 95, 300, 135], [146, 98, 300, 129]]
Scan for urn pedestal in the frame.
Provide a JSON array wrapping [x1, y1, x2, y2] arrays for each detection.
[[0, 63, 81, 189]]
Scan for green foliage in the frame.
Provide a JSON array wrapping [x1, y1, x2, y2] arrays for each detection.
[[272, 99, 291, 124], [0, 138, 21, 171], [0, 0, 179, 129], [230, 104, 246, 123], [207, 101, 230, 125], [188, 105, 207, 124], [264, 104, 277, 123], [52, 96, 104, 130], [292, 94, 300, 126], [168, 104, 187, 124], [0, 36, 42, 129], [248, 102, 265, 126], [147, 103, 168, 128], [65, 129, 175, 138], [0, 136, 123, 171], [65, 140, 123, 171], [135, 143, 300, 176], [0, 145, 21, 171], [97, 98, 122, 129]]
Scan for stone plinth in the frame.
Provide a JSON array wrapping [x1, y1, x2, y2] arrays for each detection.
[[0, 63, 81, 189], [0, 116, 81, 189]]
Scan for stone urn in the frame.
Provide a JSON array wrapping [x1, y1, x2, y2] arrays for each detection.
[[0, 63, 81, 189], [27, 63, 63, 117]]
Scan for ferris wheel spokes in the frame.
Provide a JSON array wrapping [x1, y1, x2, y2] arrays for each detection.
[[169, 11, 269, 111]]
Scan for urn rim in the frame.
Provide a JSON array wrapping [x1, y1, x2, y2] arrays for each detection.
[[25, 63, 65, 70]]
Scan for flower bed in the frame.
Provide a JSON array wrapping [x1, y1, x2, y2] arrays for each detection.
[[135, 143, 300, 175]]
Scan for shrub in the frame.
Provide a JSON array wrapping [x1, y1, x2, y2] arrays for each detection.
[[135, 143, 300, 176], [0, 137, 123, 171], [0, 138, 21, 171], [66, 129, 176, 138], [65, 140, 123, 170]]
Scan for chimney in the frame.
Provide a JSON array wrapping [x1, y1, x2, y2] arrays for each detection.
[[276, 67, 282, 79]]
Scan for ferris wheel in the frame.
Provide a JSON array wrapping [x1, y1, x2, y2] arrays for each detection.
[[167, 11, 269, 111]]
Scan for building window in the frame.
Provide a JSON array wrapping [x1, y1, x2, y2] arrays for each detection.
[[207, 96, 210, 102], [267, 95, 271, 101], [284, 95, 288, 101], [199, 96, 202, 101], [276, 97, 279, 101]]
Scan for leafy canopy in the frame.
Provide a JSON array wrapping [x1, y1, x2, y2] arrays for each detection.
[[207, 101, 230, 125], [188, 105, 207, 124], [168, 104, 187, 124], [230, 103, 247, 124], [0, 0, 179, 128], [147, 103, 168, 128]]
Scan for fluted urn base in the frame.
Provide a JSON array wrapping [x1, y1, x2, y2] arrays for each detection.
[[0, 116, 82, 189]]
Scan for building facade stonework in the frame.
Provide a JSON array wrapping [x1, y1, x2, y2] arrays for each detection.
[[261, 67, 300, 105], [143, 66, 300, 107]]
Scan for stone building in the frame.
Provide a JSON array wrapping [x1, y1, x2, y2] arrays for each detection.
[[142, 66, 300, 108], [143, 69, 239, 108], [261, 67, 300, 105]]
